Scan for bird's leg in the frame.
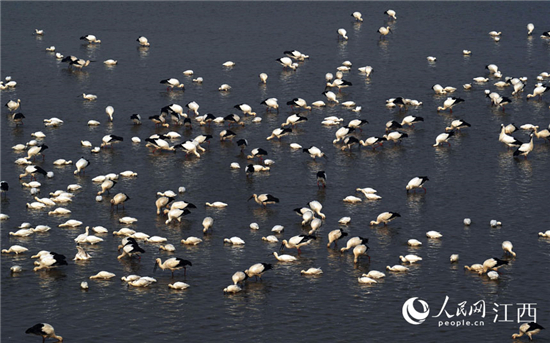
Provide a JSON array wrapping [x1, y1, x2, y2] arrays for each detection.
[[423, 187, 427, 193]]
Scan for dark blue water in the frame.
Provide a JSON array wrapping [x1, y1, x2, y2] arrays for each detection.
[[2, 2, 550, 342]]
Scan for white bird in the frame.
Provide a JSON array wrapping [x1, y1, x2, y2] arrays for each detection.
[[103, 59, 117, 65], [59, 219, 83, 228], [337, 28, 348, 40], [450, 254, 459, 263], [181, 236, 203, 245], [343, 195, 362, 203], [366, 270, 386, 279], [273, 252, 297, 262], [353, 244, 369, 263], [167, 282, 190, 290], [526, 84, 548, 99], [271, 225, 285, 234], [502, 241, 516, 257], [89, 271, 116, 279], [202, 216, 214, 233], [112, 228, 136, 236], [527, 23, 535, 35], [301, 267, 323, 275], [473, 77, 489, 83], [338, 217, 351, 225], [259, 73, 268, 83], [2, 245, 29, 254], [223, 285, 242, 293], [400, 254, 423, 263], [74, 246, 91, 260], [308, 200, 325, 219], [513, 134, 534, 159], [323, 91, 339, 103], [262, 235, 279, 243], [426, 231, 442, 239], [408, 239, 422, 247], [386, 265, 409, 272], [358, 276, 377, 284], [159, 244, 176, 252], [427, 56, 437, 62], [222, 61, 235, 67], [224, 237, 245, 245]]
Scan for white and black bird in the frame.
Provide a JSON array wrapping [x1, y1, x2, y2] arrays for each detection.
[[247, 148, 268, 160], [446, 119, 471, 131], [406, 177, 429, 193], [118, 238, 145, 259], [378, 26, 392, 39], [281, 114, 308, 127], [19, 165, 47, 180], [370, 212, 401, 226], [26, 144, 48, 161], [80, 34, 100, 43], [248, 193, 280, 207], [281, 234, 316, 254], [347, 119, 368, 131], [351, 11, 363, 22], [0, 181, 8, 198], [74, 157, 90, 175], [5, 99, 21, 112], [526, 84, 549, 99], [327, 229, 348, 248], [245, 263, 272, 281], [400, 116, 424, 127], [130, 113, 142, 125], [110, 192, 130, 210], [25, 323, 63, 342], [220, 130, 237, 141], [266, 127, 292, 140], [234, 103, 256, 116], [482, 257, 509, 273], [154, 257, 192, 276], [101, 134, 123, 148], [384, 9, 397, 19], [316, 171, 327, 188], [433, 131, 455, 147], [286, 98, 311, 111], [341, 136, 360, 151], [261, 98, 279, 112], [137, 36, 150, 46], [512, 322, 545, 340], [360, 136, 386, 150], [383, 131, 408, 144], [276, 57, 298, 70], [437, 97, 464, 113], [333, 126, 355, 143], [303, 146, 327, 160]]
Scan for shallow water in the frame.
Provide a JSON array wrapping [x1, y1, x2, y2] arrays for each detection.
[[2, 2, 550, 342]]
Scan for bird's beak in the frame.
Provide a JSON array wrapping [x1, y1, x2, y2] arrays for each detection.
[[279, 243, 284, 252], [153, 263, 158, 272], [247, 195, 253, 201]]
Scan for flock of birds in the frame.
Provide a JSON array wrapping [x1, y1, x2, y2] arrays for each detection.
[[2, 7, 549, 343]]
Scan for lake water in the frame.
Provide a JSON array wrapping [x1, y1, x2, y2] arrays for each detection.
[[2, 2, 550, 342]]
